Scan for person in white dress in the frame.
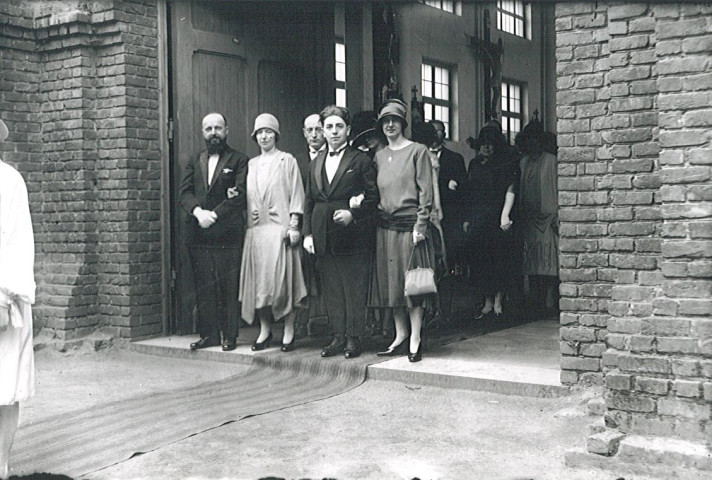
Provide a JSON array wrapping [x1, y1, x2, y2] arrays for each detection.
[[0, 118, 36, 480]]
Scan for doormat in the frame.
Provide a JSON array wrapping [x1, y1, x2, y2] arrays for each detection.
[[11, 352, 367, 479]]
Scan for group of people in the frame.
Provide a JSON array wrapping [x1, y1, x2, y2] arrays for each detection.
[[181, 99, 559, 365]]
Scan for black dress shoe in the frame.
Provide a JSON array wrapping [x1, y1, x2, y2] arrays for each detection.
[[344, 336, 361, 359], [281, 337, 296, 352], [190, 337, 220, 350], [251, 332, 273, 351], [321, 335, 346, 357], [408, 341, 423, 363], [376, 339, 408, 357], [222, 337, 237, 351]]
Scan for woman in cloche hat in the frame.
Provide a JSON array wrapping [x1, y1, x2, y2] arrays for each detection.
[[369, 99, 437, 363], [238, 113, 307, 352]]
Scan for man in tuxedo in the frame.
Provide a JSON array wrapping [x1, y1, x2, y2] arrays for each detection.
[[296, 113, 326, 188], [303, 105, 378, 358], [429, 120, 468, 274], [179, 113, 248, 351]]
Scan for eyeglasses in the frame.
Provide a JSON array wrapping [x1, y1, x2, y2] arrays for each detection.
[[304, 127, 323, 134]]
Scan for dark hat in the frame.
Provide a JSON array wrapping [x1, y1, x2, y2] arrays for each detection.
[[350, 110, 378, 148], [377, 99, 408, 129]]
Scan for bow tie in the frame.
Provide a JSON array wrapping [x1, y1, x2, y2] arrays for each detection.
[[329, 148, 345, 157], [430, 147, 442, 154]]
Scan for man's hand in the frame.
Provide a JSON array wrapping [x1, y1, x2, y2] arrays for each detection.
[[193, 207, 217, 229], [303, 235, 315, 254], [448, 180, 458, 191], [227, 187, 239, 199], [463, 221, 470, 234], [333, 209, 353, 226]]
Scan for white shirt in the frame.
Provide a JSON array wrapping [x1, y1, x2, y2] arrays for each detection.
[[207, 153, 219, 185], [325, 147, 346, 184], [309, 145, 326, 161]]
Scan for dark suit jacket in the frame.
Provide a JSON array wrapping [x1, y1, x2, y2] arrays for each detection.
[[437, 146, 468, 224], [295, 151, 310, 190], [303, 146, 378, 256], [179, 145, 249, 246]]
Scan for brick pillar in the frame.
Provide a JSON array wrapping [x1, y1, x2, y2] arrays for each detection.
[[0, 0, 162, 342], [558, 2, 711, 472]]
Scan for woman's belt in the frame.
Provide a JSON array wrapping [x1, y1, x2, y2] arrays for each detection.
[[377, 211, 417, 232]]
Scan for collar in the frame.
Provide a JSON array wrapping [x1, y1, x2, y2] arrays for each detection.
[[310, 145, 326, 155]]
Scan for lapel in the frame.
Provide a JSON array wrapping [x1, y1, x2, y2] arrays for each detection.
[[326, 147, 355, 197], [199, 151, 210, 189], [208, 150, 231, 192], [314, 149, 327, 197]]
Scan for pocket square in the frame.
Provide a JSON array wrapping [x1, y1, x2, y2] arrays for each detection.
[[346, 169, 354, 173], [222, 168, 233, 174]]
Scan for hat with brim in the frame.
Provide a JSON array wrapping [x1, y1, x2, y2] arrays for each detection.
[[0, 119, 8, 142], [377, 99, 408, 130], [251, 113, 280, 141], [350, 110, 378, 148]]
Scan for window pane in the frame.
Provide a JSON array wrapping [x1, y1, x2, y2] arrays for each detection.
[[335, 43, 345, 62], [443, 1, 454, 13], [336, 88, 346, 107], [422, 64, 432, 82], [336, 63, 346, 82], [515, 0, 523, 16], [423, 80, 432, 97]]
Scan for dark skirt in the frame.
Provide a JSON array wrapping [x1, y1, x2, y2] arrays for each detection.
[[368, 227, 437, 309]]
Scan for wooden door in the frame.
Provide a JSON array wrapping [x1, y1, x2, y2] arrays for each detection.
[[168, 1, 334, 334], [169, 1, 249, 334]]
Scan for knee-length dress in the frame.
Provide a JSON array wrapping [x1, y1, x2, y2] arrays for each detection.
[[464, 153, 520, 296], [239, 150, 307, 324], [519, 151, 559, 277], [368, 142, 436, 309], [0, 161, 35, 405]]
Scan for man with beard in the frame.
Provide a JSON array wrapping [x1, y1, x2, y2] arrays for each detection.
[[179, 113, 249, 351]]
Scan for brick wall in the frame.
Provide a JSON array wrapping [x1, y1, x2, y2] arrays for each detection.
[[0, 0, 162, 342], [557, 1, 711, 449]]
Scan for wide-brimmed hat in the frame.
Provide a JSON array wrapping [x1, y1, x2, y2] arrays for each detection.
[[251, 113, 280, 141], [0, 119, 8, 142], [377, 99, 408, 129], [350, 110, 377, 148]]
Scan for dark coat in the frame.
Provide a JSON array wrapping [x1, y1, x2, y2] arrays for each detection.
[[437, 146, 468, 224], [179, 145, 249, 246], [303, 146, 378, 256], [295, 151, 310, 190]]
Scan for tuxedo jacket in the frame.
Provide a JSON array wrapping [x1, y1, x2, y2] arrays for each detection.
[[303, 146, 378, 256], [179, 145, 249, 246], [437, 147, 468, 223]]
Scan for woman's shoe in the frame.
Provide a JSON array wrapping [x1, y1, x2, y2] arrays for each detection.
[[408, 341, 423, 363], [377, 339, 408, 357], [251, 332, 273, 351], [281, 337, 296, 352]]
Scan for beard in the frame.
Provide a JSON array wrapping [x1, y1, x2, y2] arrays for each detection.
[[205, 135, 227, 155]]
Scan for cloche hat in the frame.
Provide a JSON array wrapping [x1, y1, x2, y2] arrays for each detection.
[[251, 113, 280, 141], [377, 99, 408, 129]]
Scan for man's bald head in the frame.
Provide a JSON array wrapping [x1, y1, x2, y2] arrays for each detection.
[[202, 113, 228, 154], [302, 113, 325, 151]]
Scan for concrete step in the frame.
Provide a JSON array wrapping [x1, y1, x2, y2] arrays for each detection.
[[130, 319, 568, 398]]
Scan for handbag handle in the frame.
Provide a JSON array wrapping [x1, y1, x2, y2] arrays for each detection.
[[406, 241, 431, 271]]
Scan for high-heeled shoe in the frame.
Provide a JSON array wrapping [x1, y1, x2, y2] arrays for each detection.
[[408, 341, 423, 363], [376, 339, 408, 357], [251, 332, 273, 351], [280, 337, 296, 352]]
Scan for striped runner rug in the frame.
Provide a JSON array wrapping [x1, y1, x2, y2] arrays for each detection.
[[11, 351, 368, 478]]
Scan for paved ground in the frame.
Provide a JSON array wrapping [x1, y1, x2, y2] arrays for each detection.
[[11, 341, 653, 480]]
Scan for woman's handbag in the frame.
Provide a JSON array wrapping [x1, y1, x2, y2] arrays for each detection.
[[404, 242, 437, 296]]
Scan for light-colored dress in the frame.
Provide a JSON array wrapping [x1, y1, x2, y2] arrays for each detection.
[[369, 142, 435, 308], [0, 160, 35, 405], [519, 151, 559, 277], [239, 150, 307, 324]]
